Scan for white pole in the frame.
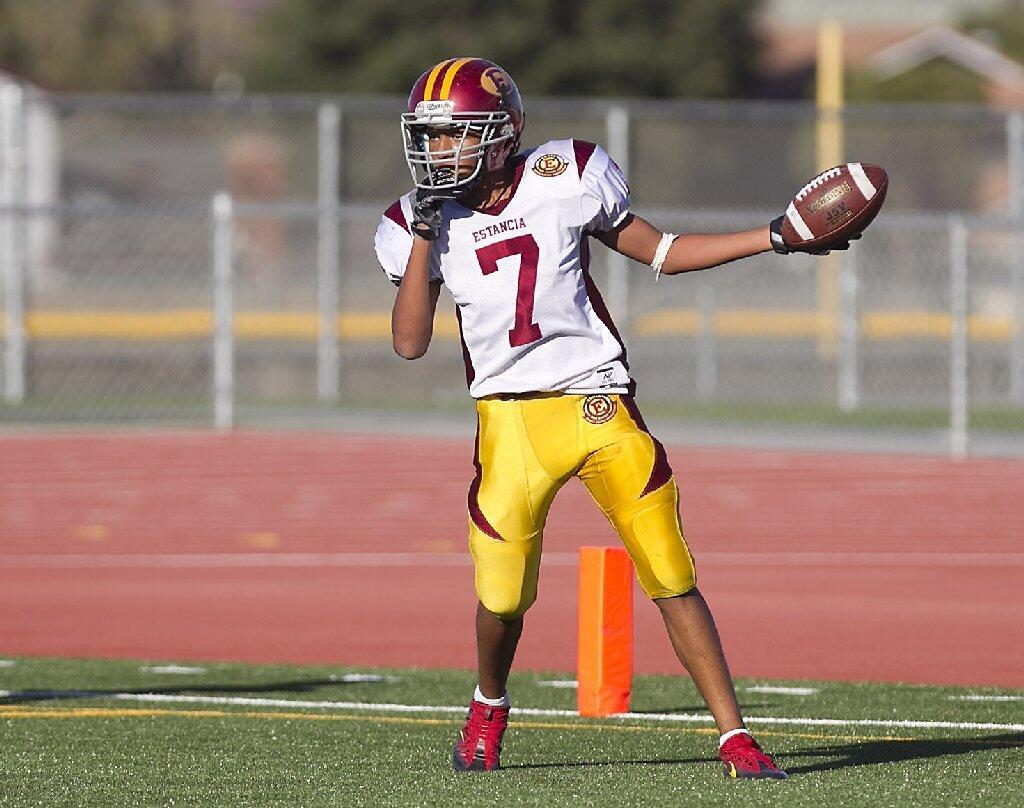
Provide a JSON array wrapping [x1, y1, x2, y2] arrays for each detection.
[[838, 242, 859, 412], [2, 83, 25, 404], [697, 282, 716, 401], [1013, 253, 1024, 404], [317, 102, 341, 401], [1008, 111, 1024, 215], [212, 193, 234, 431], [949, 219, 969, 459], [605, 105, 630, 327], [1008, 112, 1024, 404]]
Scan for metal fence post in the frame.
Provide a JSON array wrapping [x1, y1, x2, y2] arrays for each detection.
[[1013, 251, 1024, 404], [949, 219, 969, 459], [1008, 111, 1024, 405], [2, 83, 25, 404], [838, 242, 859, 412], [212, 193, 234, 430], [605, 105, 630, 327], [697, 282, 717, 401], [317, 102, 341, 401], [1008, 111, 1023, 215]]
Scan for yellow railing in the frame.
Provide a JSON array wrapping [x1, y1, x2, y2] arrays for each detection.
[[0, 309, 1015, 343], [633, 308, 1014, 342]]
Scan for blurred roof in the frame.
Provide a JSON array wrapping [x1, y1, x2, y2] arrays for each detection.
[[871, 26, 1024, 88], [763, 0, 1006, 26], [217, 0, 276, 14]]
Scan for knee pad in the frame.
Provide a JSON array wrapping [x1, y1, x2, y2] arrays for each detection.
[[469, 523, 542, 621], [478, 587, 536, 621], [624, 496, 697, 600]]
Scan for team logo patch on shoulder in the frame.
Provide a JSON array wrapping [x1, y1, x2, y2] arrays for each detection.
[[583, 394, 617, 425], [532, 153, 568, 177]]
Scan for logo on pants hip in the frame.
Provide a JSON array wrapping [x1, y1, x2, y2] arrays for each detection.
[[583, 394, 617, 425]]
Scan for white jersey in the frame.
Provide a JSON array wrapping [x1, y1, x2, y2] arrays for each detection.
[[374, 138, 634, 399]]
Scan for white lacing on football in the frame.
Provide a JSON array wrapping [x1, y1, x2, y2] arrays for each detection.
[[794, 166, 843, 202]]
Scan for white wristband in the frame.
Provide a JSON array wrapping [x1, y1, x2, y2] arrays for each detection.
[[651, 232, 678, 280]]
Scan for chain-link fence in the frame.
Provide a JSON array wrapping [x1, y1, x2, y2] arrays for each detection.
[[1, 89, 1023, 455]]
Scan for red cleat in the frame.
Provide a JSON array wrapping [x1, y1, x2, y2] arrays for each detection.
[[452, 700, 510, 772], [719, 733, 788, 780]]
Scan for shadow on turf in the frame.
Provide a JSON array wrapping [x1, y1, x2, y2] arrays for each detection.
[[0, 677, 363, 704], [628, 704, 775, 714], [782, 733, 1024, 775], [506, 756, 714, 770], [507, 733, 1024, 774]]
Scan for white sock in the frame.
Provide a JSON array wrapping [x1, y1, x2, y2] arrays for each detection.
[[719, 727, 752, 749], [473, 685, 510, 708]]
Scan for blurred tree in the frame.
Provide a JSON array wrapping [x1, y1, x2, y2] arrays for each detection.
[[0, 0, 244, 91], [245, 0, 764, 98], [846, 61, 985, 103], [961, 2, 1024, 62]]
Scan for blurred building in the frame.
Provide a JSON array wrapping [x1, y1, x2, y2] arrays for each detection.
[[758, 0, 1019, 98], [216, 0, 276, 13]]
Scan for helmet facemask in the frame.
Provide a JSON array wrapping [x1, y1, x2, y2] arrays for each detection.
[[402, 103, 517, 196]]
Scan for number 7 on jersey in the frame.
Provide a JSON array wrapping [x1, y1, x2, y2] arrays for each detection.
[[475, 234, 543, 348]]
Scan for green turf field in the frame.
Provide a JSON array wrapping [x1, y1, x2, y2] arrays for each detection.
[[2, 657, 1022, 807], [5, 394, 1024, 434]]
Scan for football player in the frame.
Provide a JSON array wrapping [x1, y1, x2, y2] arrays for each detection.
[[375, 57, 843, 779]]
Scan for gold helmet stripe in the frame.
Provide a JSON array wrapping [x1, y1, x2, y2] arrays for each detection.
[[438, 57, 474, 100], [423, 59, 456, 101]]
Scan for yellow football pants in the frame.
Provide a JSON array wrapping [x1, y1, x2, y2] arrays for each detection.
[[468, 393, 697, 620]]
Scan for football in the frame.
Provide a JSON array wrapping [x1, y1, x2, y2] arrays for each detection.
[[781, 162, 888, 251]]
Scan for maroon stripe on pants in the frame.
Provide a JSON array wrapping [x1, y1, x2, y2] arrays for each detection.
[[468, 420, 503, 541], [620, 396, 673, 497]]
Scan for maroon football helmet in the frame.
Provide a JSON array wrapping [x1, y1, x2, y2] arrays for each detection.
[[402, 58, 525, 194]]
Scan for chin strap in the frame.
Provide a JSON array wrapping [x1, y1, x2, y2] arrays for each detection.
[[452, 176, 485, 201], [651, 232, 678, 280]]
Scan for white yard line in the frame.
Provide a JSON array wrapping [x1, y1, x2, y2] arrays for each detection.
[[743, 686, 819, 696], [952, 694, 1024, 703], [139, 665, 207, 675], [537, 680, 579, 689], [15, 692, 1009, 733], [332, 674, 394, 684], [4, 551, 1024, 569], [0, 660, 15, 668]]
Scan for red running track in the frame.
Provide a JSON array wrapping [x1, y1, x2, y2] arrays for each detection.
[[1, 431, 1022, 687]]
